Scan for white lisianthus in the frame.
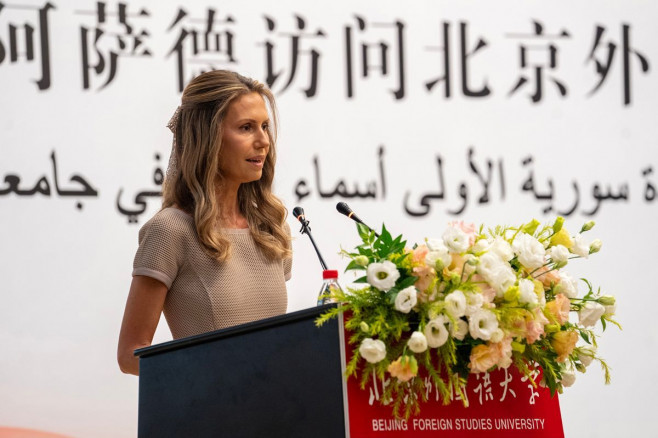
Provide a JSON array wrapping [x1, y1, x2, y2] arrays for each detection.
[[578, 345, 596, 367], [604, 302, 617, 317], [442, 226, 470, 253], [518, 278, 538, 305], [477, 253, 517, 295], [407, 331, 428, 353], [425, 248, 451, 270], [578, 301, 606, 327], [426, 238, 446, 252], [490, 328, 504, 343], [464, 292, 484, 316], [561, 364, 576, 387], [491, 236, 514, 262], [394, 286, 418, 314], [571, 234, 590, 258], [472, 239, 491, 254], [359, 338, 387, 363], [512, 233, 546, 269], [445, 290, 467, 318], [547, 244, 570, 264], [468, 309, 499, 341], [449, 318, 469, 341], [366, 261, 400, 291], [557, 272, 579, 299], [424, 316, 449, 348]]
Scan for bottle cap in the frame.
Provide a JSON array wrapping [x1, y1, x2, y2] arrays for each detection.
[[322, 270, 339, 279]]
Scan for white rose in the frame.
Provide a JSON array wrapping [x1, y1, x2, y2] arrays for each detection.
[[604, 302, 616, 317], [518, 278, 538, 305], [464, 292, 484, 316], [425, 248, 451, 270], [571, 234, 590, 258], [468, 309, 499, 341], [578, 345, 596, 367], [472, 239, 491, 253], [424, 316, 449, 348], [407, 331, 428, 353], [426, 238, 446, 252], [478, 253, 517, 295], [366, 260, 400, 291], [557, 272, 579, 299], [561, 365, 576, 387], [445, 290, 467, 318], [512, 233, 546, 269], [449, 318, 469, 341], [394, 286, 418, 314], [442, 226, 470, 253], [491, 236, 514, 262], [547, 244, 569, 264], [578, 301, 606, 327], [359, 338, 387, 363]]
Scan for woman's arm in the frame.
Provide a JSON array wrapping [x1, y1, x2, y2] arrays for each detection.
[[117, 275, 168, 376]]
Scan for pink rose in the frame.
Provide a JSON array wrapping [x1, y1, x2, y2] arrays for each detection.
[[493, 338, 513, 369], [546, 293, 570, 324], [534, 266, 561, 288], [413, 265, 434, 295], [469, 343, 500, 373], [387, 356, 418, 382], [525, 307, 549, 344], [411, 244, 429, 264]]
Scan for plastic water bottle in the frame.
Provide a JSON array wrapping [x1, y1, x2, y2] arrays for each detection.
[[317, 270, 343, 306]]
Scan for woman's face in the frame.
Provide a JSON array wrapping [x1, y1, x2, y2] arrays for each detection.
[[218, 92, 271, 187]]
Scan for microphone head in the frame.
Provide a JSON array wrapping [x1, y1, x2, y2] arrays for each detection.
[[336, 202, 352, 217], [292, 206, 305, 221]]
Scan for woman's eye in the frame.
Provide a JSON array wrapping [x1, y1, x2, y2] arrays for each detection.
[[262, 123, 269, 131], [240, 124, 252, 131]]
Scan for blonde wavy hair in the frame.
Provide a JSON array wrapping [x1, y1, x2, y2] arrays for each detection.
[[162, 70, 290, 262]]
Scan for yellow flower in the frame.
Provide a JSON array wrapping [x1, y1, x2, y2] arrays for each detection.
[[550, 228, 573, 249], [387, 356, 418, 382], [551, 330, 578, 362]]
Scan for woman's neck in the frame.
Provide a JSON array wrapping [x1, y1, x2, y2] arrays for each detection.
[[216, 182, 248, 229]]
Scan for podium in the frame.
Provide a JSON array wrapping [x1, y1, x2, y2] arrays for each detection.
[[135, 305, 347, 438], [135, 305, 564, 438]]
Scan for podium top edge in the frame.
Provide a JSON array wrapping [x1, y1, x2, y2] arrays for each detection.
[[134, 303, 337, 358]]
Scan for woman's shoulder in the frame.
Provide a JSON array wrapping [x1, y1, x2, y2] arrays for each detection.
[[138, 207, 195, 242]]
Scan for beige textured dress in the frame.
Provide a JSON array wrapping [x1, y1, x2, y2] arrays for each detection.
[[132, 207, 292, 339]]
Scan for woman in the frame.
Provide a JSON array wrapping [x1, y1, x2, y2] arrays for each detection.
[[117, 70, 292, 376]]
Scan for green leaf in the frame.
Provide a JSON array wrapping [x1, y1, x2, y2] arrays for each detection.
[[396, 276, 418, 290], [353, 275, 369, 283], [345, 260, 362, 271], [357, 222, 371, 242], [579, 331, 591, 344]]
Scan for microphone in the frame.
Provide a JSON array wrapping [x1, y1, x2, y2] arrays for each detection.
[[335, 202, 379, 237], [292, 206, 328, 271], [292, 206, 309, 228]]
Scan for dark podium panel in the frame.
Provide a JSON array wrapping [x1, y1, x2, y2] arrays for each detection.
[[135, 305, 347, 438]]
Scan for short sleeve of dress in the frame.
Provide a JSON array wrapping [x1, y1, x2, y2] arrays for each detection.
[[132, 209, 189, 289], [284, 222, 292, 281]]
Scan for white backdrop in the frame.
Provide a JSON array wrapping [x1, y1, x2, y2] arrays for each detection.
[[1, 1, 656, 437]]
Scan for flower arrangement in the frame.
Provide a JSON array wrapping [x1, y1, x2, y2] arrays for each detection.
[[316, 217, 619, 419]]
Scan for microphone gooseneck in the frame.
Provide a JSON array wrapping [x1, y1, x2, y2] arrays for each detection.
[[335, 202, 380, 237], [292, 206, 328, 271]]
